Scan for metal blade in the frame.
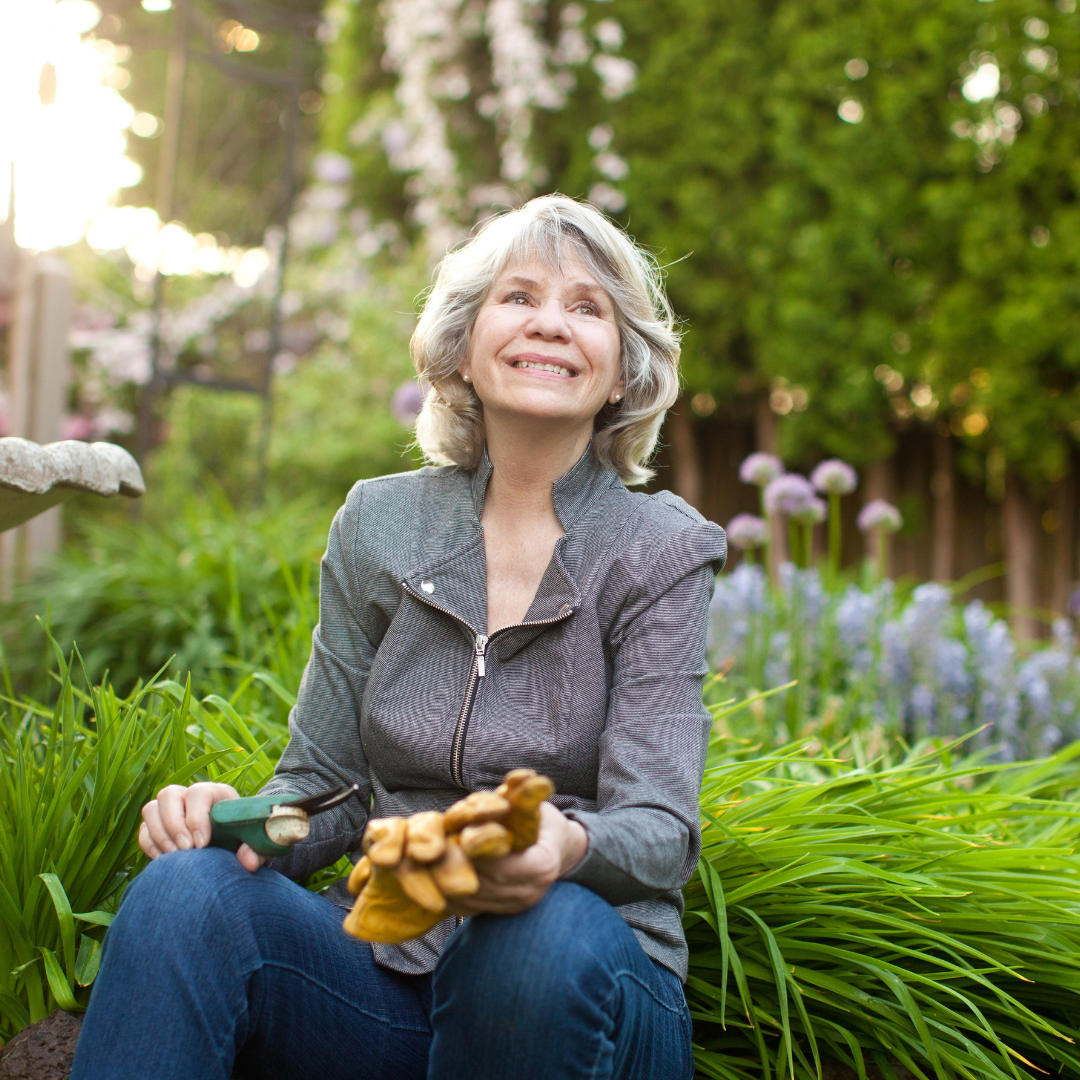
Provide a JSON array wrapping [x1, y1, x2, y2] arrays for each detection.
[[282, 783, 362, 816]]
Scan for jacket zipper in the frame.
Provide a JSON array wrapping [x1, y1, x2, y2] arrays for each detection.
[[449, 634, 488, 787], [401, 581, 574, 789]]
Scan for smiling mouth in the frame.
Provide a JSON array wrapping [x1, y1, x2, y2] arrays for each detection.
[[513, 359, 576, 377]]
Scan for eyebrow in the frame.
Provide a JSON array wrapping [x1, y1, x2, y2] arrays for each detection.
[[504, 274, 606, 295]]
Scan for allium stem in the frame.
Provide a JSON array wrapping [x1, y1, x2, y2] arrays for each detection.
[[829, 492, 842, 576], [759, 492, 772, 578], [803, 522, 814, 569], [876, 528, 888, 581]]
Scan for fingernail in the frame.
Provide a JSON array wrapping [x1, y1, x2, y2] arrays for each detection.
[[192, 830, 203, 848], [176, 834, 191, 850]]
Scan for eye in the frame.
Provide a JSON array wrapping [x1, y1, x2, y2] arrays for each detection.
[[504, 291, 531, 305], [574, 301, 601, 317]]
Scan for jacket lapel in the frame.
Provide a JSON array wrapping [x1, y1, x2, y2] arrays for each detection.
[[403, 444, 620, 655]]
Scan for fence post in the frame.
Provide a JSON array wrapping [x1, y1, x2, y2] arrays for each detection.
[[0, 255, 74, 592]]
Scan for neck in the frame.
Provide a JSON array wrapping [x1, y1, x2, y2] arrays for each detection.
[[482, 412, 593, 517]]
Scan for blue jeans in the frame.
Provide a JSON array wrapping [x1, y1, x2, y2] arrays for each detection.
[[70, 848, 693, 1080]]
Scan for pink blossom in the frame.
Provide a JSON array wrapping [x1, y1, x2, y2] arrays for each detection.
[[61, 415, 95, 442], [739, 452, 784, 487], [726, 514, 770, 550], [857, 499, 902, 533], [763, 473, 817, 517], [810, 458, 857, 495]]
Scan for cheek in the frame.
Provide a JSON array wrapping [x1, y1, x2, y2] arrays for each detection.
[[585, 326, 622, 380], [472, 308, 525, 358]]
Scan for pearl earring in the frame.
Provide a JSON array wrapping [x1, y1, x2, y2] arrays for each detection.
[[613, 393, 622, 402], [462, 374, 470, 382]]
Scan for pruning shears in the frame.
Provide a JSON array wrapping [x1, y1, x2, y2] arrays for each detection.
[[209, 783, 362, 858]]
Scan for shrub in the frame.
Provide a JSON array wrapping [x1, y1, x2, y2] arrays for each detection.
[[1, 494, 329, 713]]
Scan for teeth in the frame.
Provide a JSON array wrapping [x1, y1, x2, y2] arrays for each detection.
[[514, 360, 573, 377]]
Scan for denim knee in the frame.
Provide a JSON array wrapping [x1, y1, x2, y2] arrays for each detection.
[[435, 882, 638, 1007], [109, 848, 253, 954], [123, 847, 246, 908]]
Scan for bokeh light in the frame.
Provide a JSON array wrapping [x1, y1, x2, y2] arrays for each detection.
[[0, 0, 267, 285], [0, 0, 149, 250], [962, 63, 1000, 102]]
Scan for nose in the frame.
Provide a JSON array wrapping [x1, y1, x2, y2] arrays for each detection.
[[527, 297, 571, 341]]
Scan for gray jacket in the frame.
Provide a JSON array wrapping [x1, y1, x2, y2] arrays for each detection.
[[262, 445, 726, 980]]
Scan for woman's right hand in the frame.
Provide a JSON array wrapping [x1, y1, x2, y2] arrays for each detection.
[[140, 783, 267, 872]]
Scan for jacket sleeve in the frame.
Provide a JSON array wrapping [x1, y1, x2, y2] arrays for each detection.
[[259, 484, 375, 880], [563, 516, 725, 906]]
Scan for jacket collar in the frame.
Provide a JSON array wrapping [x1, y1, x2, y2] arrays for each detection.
[[469, 441, 618, 532], [406, 442, 618, 641]]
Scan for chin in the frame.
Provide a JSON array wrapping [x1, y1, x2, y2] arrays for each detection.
[[501, 392, 590, 422]]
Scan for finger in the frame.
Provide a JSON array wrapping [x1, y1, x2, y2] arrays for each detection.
[[236, 843, 267, 873], [141, 801, 176, 855], [476, 848, 554, 887], [139, 821, 163, 860], [156, 785, 194, 850], [184, 784, 223, 849]]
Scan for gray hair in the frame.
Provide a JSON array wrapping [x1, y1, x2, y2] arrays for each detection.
[[411, 195, 681, 486]]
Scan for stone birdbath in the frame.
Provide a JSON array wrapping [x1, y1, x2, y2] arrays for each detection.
[[0, 437, 145, 531]]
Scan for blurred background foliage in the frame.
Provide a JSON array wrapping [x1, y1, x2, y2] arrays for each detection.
[[73, 0, 1080, 476], [10, 0, 1080, 677]]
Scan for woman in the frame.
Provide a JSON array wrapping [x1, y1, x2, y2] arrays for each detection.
[[71, 195, 726, 1080]]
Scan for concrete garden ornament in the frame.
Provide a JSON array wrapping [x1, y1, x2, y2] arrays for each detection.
[[344, 769, 555, 944], [0, 437, 144, 531]]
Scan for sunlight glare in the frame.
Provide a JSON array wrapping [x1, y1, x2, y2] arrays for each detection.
[[0, 0, 143, 250]]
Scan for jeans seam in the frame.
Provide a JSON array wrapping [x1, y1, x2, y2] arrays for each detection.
[[585, 967, 686, 1080], [257, 960, 431, 1033], [610, 967, 685, 1014]]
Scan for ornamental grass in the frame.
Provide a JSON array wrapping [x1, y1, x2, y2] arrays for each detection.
[[0, 636, 298, 1039], [685, 736, 1080, 1080]]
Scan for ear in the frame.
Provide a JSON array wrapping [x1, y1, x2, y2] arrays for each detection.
[[458, 365, 472, 384], [608, 377, 626, 405]]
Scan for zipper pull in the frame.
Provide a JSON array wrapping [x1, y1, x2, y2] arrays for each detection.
[[475, 634, 489, 677]]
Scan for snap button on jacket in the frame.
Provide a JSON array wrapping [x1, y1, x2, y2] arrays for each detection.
[[262, 446, 727, 980]]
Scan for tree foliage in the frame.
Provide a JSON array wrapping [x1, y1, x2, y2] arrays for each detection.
[[320, 0, 1080, 485]]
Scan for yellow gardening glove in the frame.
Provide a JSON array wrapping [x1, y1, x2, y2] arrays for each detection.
[[342, 770, 554, 945]]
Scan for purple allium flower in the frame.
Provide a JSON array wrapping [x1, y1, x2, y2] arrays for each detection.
[[810, 458, 858, 495], [739, 452, 784, 487], [391, 380, 425, 426], [791, 496, 827, 525], [726, 514, 771, 550], [763, 473, 817, 517], [857, 499, 902, 533]]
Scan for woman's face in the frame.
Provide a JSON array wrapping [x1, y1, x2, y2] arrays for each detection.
[[460, 258, 624, 432]]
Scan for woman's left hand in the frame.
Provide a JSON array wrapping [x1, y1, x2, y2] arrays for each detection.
[[447, 802, 588, 916]]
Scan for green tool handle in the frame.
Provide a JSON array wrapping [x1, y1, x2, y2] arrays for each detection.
[[209, 796, 294, 858]]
